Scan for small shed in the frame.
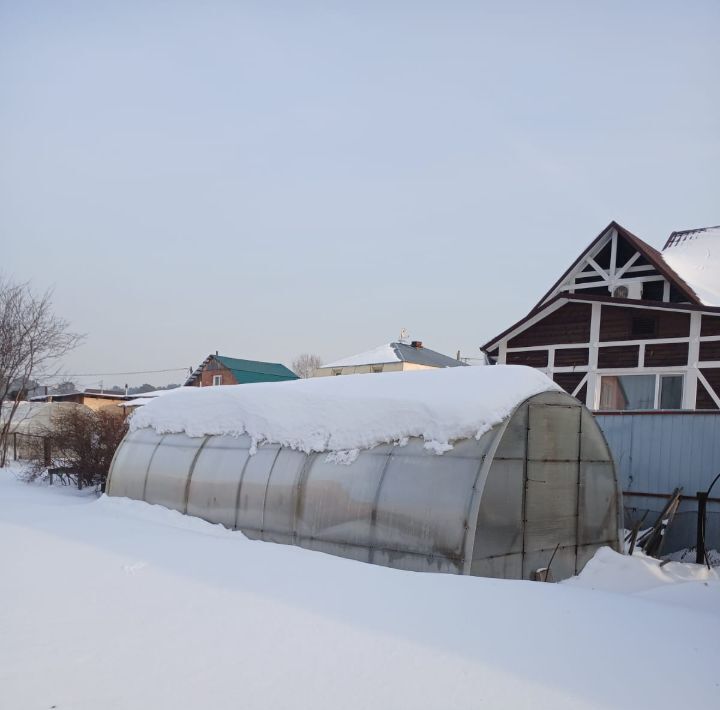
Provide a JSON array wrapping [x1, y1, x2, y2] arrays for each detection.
[[107, 366, 621, 581]]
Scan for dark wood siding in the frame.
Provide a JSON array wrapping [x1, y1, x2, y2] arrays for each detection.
[[644, 343, 689, 367], [554, 348, 589, 366], [701, 315, 720, 337], [599, 305, 690, 341], [553, 372, 585, 395], [598, 345, 639, 368], [506, 350, 548, 367], [508, 303, 591, 347], [700, 341, 720, 362], [697, 371, 720, 410]]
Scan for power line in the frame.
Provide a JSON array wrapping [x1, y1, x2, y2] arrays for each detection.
[[40, 367, 190, 378]]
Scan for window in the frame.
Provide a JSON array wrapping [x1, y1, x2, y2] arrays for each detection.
[[332, 369, 343, 376], [212, 374, 222, 386], [659, 375, 683, 409], [598, 373, 683, 411], [371, 365, 384, 373]]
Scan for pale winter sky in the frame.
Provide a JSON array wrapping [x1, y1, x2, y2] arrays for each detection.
[[1, 1, 718, 388]]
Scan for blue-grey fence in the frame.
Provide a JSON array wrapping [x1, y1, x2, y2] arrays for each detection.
[[595, 411, 720, 555]]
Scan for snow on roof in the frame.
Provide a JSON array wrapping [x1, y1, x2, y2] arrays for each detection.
[[662, 226, 720, 307], [322, 341, 463, 368], [321, 343, 401, 368], [118, 389, 181, 408], [129, 365, 561, 457]]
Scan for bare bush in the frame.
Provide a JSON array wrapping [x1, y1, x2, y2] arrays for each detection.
[[292, 353, 322, 378], [30, 408, 128, 490]]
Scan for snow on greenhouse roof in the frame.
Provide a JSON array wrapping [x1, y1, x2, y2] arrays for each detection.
[[662, 226, 720, 307], [129, 365, 560, 457]]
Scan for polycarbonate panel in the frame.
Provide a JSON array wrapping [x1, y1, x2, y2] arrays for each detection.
[[235, 445, 280, 531], [373, 450, 479, 557], [524, 461, 578, 551], [261, 448, 307, 541], [523, 546, 577, 581], [186, 436, 251, 528], [578, 462, 619, 546], [528, 403, 580, 461], [107, 429, 164, 500], [470, 553, 522, 580], [473, 459, 524, 559], [144, 434, 207, 511], [296, 451, 389, 546], [493, 404, 527, 461], [580, 408, 613, 462]]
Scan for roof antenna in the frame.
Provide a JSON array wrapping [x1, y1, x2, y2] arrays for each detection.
[[398, 328, 409, 344]]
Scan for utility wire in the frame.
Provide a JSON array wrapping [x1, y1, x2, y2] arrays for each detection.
[[39, 367, 190, 378]]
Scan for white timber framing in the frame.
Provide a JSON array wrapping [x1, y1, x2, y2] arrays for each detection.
[[684, 312, 701, 408], [489, 296, 720, 411], [540, 226, 674, 305]]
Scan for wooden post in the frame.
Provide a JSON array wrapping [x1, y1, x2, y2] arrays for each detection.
[[696, 491, 708, 565]]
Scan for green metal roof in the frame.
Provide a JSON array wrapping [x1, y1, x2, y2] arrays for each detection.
[[215, 355, 298, 384]]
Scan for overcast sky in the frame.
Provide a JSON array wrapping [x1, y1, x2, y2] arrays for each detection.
[[2, 1, 718, 387]]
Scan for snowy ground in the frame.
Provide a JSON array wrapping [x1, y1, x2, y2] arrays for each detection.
[[1, 465, 718, 710]]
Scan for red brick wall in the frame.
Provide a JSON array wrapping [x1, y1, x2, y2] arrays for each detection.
[[193, 364, 238, 387]]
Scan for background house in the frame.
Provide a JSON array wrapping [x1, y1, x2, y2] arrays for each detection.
[[185, 353, 298, 387], [30, 389, 130, 412], [314, 340, 466, 377], [482, 222, 720, 411]]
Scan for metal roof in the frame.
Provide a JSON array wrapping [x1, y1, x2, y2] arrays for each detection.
[[215, 355, 298, 383], [323, 342, 466, 369], [185, 354, 298, 385], [391, 342, 466, 368]]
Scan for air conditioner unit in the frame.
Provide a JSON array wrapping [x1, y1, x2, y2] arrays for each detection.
[[612, 283, 643, 299]]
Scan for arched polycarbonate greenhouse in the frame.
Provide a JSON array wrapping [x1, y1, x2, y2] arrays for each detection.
[[107, 366, 622, 581]]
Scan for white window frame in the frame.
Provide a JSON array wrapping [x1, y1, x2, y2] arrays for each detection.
[[212, 374, 222, 386], [595, 371, 685, 411]]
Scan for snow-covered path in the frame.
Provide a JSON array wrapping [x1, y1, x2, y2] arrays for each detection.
[[1, 467, 718, 709]]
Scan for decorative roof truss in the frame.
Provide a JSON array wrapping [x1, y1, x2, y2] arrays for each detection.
[[538, 224, 674, 308]]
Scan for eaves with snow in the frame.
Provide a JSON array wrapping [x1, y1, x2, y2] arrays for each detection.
[[662, 225, 720, 307]]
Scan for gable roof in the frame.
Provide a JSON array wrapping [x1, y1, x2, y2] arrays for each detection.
[[661, 226, 720, 307], [534, 221, 702, 311], [322, 342, 466, 369], [185, 354, 298, 385]]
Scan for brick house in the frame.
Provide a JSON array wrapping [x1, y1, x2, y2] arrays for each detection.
[[185, 353, 298, 387]]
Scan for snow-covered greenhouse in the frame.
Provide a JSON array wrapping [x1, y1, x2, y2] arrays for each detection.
[[107, 366, 622, 581]]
